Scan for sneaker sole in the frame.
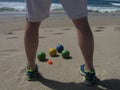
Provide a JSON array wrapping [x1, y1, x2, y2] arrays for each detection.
[[78, 67, 85, 76], [78, 67, 96, 86]]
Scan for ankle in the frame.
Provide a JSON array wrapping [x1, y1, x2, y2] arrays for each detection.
[[85, 65, 94, 72], [28, 64, 36, 70]]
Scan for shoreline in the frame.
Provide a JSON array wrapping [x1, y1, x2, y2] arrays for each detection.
[[0, 12, 120, 34], [1, 11, 120, 17]]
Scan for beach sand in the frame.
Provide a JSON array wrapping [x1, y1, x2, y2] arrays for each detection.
[[0, 12, 120, 90]]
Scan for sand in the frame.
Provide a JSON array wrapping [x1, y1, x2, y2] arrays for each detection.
[[0, 12, 120, 90]]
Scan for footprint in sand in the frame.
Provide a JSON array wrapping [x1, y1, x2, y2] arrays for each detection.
[[62, 28, 72, 31], [16, 67, 29, 87], [94, 26, 106, 32], [114, 27, 120, 31], [6, 36, 18, 39], [47, 30, 53, 32], [97, 27, 106, 29], [39, 36, 47, 38], [0, 49, 19, 52], [2, 32, 18, 39], [7, 32, 14, 35], [0, 49, 21, 57], [3, 32, 14, 35], [17, 67, 26, 81], [52, 32, 63, 35], [94, 29, 103, 32], [17, 28, 23, 31]]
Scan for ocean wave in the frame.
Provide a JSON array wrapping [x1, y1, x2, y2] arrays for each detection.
[[88, 6, 120, 13], [0, 1, 120, 13], [0, 2, 25, 12], [111, 3, 120, 6], [50, 3, 63, 11]]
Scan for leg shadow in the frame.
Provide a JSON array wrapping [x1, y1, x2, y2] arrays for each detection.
[[36, 74, 120, 90], [37, 74, 81, 90], [97, 79, 120, 90]]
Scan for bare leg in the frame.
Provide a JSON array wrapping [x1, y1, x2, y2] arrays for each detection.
[[24, 20, 40, 70], [72, 17, 94, 70]]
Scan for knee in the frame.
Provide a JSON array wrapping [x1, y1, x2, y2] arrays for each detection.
[[73, 17, 91, 31], [25, 22, 40, 34]]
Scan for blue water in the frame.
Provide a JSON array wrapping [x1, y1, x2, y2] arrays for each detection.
[[0, 0, 120, 13]]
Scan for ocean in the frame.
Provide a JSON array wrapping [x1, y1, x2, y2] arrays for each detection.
[[0, 0, 120, 14]]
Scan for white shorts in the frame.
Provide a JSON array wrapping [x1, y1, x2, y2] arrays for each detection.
[[26, 0, 88, 22]]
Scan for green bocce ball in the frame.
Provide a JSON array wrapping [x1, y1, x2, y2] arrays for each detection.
[[61, 50, 70, 58], [37, 51, 46, 61]]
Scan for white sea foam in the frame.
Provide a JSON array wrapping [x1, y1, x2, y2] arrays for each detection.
[[88, 6, 120, 13], [0, 1, 120, 13], [0, 2, 25, 11], [50, 3, 63, 11], [111, 3, 120, 6]]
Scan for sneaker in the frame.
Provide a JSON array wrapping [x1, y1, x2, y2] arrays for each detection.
[[79, 64, 96, 86], [26, 65, 39, 81]]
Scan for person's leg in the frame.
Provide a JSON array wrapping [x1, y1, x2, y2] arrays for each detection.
[[72, 17, 94, 71], [24, 20, 40, 70], [25, 0, 51, 81], [25, 0, 51, 70], [60, 0, 94, 71], [61, 0, 96, 85]]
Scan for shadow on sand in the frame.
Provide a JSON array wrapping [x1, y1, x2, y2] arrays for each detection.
[[35, 74, 120, 90]]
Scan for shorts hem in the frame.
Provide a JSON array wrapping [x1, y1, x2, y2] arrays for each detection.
[[26, 15, 49, 22], [70, 13, 88, 20]]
